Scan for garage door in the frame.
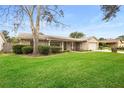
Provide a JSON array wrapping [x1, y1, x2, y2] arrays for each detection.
[[88, 43, 97, 50]]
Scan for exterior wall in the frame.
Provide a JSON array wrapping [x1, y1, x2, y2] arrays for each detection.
[[19, 39, 31, 45], [88, 42, 98, 50], [66, 42, 72, 51], [81, 41, 88, 50], [39, 40, 48, 46], [0, 41, 3, 51], [0, 35, 5, 51], [81, 39, 99, 51], [122, 41, 124, 47], [118, 41, 124, 47], [87, 38, 98, 50], [121, 41, 124, 47], [3, 43, 13, 53], [88, 38, 98, 43]]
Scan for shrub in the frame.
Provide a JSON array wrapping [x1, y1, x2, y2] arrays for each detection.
[[13, 45, 25, 54], [99, 46, 103, 50], [117, 47, 124, 50], [51, 47, 61, 53], [38, 46, 50, 55], [62, 50, 70, 53], [111, 47, 117, 53], [22, 46, 33, 54]]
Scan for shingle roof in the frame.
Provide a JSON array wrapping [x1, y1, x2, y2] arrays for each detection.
[[18, 33, 89, 42]]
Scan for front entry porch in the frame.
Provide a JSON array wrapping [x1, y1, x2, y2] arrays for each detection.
[[48, 40, 82, 51]]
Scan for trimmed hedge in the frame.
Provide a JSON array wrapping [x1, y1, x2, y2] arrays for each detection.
[[13, 45, 63, 55], [63, 50, 70, 52], [51, 47, 61, 53], [22, 46, 33, 54], [38, 46, 50, 55], [13, 45, 26, 54], [99, 46, 104, 50]]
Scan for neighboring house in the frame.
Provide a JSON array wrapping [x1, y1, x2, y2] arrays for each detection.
[[0, 32, 6, 51], [18, 33, 99, 51], [99, 39, 124, 48], [121, 41, 124, 47]]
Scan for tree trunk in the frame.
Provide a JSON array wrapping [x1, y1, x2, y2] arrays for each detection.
[[32, 6, 41, 55], [33, 31, 39, 55], [28, 5, 41, 55]]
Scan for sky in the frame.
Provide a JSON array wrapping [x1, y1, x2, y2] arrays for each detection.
[[0, 5, 124, 39]]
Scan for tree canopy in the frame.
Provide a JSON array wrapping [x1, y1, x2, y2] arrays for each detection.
[[99, 37, 106, 40], [69, 32, 85, 38], [116, 35, 124, 40], [2, 30, 11, 42], [0, 5, 64, 55], [101, 5, 120, 21]]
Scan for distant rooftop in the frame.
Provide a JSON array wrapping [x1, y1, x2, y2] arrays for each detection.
[[99, 39, 122, 43]]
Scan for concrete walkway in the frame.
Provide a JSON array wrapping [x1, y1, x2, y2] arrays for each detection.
[[94, 50, 124, 54]]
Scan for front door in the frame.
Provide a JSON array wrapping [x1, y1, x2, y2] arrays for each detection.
[[75, 42, 80, 51], [30, 40, 33, 46], [64, 42, 67, 50]]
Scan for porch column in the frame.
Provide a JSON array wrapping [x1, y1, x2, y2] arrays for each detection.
[[61, 42, 64, 51], [48, 40, 51, 46], [72, 42, 74, 51]]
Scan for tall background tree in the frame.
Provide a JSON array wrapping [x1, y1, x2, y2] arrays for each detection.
[[99, 37, 106, 40], [116, 35, 124, 40], [2, 30, 11, 42], [69, 31, 85, 38], [101, 5, 120, 21], [0, 5, 64, 55]]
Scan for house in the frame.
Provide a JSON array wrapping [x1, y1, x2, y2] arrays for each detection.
[[99, 39, 124, 48], [121, 41, 124, 47], [18, 33, 99, 51], [0, 32, 6, 51]]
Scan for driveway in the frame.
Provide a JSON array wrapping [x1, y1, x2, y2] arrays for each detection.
[[94, 49, 124, 54]]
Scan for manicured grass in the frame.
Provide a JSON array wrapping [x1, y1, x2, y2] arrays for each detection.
[[0, 52, 124, 88]]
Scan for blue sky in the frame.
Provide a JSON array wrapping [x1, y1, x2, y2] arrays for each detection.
[[0, 5, 124, 38]]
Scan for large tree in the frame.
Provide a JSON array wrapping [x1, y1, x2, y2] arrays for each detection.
[[0, 5, 64, 55], [69, 31, 85, 38], [101, 5, 120, 21]]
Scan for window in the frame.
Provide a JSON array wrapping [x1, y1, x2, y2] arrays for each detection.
[[50, 41, 61, 47]]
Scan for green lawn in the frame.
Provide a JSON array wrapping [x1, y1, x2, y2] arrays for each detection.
[[0, 52, 124, 88]]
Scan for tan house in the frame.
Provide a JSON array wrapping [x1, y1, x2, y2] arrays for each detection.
[[121, 41, 124, 47], [99, 39, 124, 48], [0, 32, 6, 51], [18, 33, 99, 51]]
